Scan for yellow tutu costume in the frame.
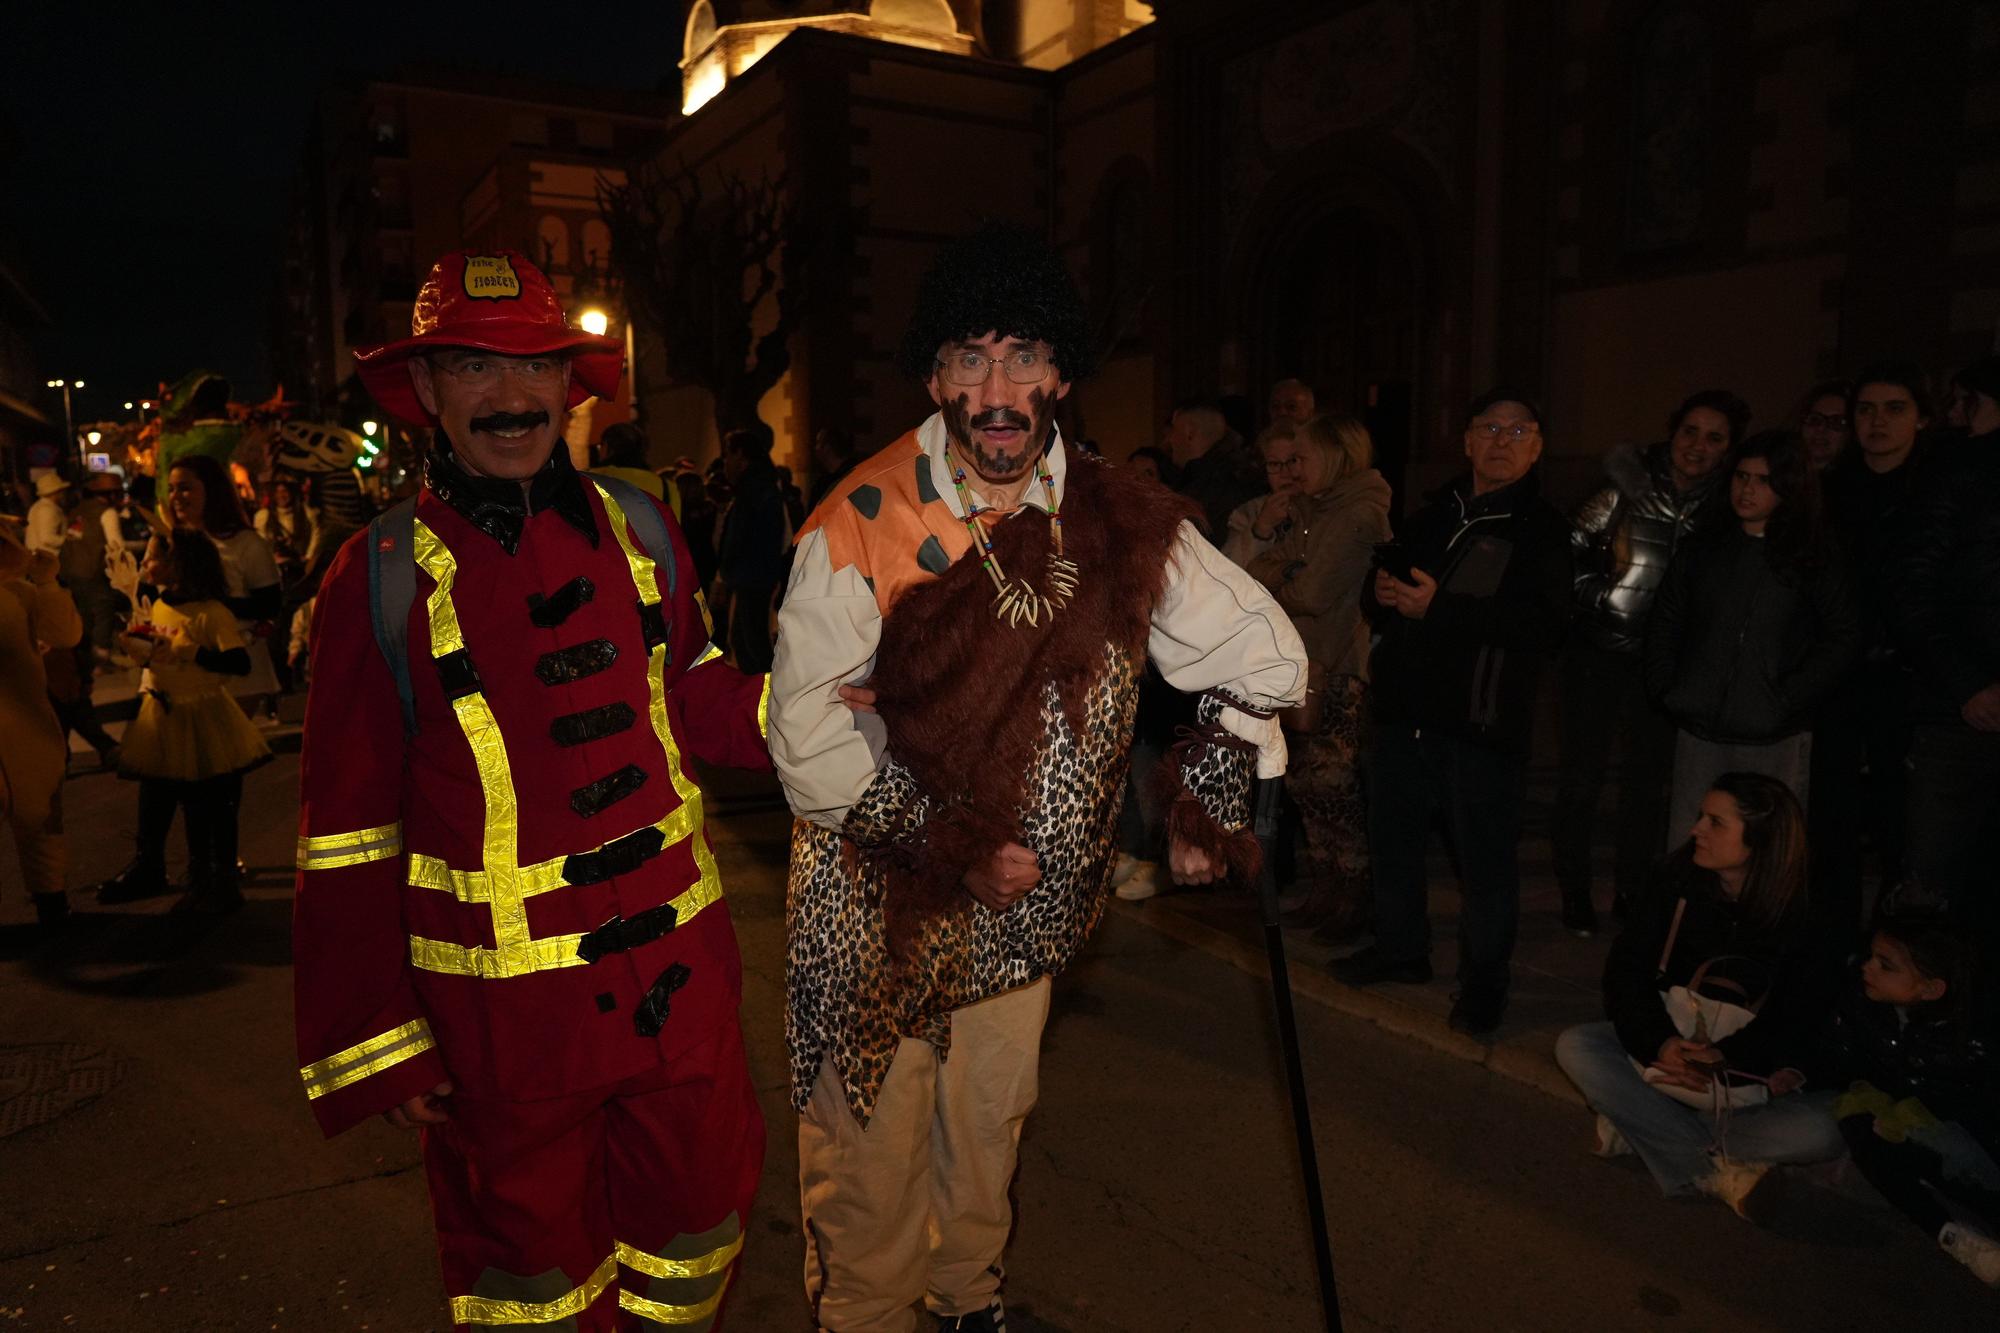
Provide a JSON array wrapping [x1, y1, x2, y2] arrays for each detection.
[[118, 597, 272, 782]]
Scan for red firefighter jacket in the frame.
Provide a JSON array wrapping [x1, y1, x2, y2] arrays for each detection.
[[292, 476, 771, 1136]]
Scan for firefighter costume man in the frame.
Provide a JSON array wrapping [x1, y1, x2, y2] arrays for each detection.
[[292, 250, 769, 1331]]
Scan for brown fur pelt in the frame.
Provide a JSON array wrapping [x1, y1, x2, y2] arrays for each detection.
[[864, 454, 1196, 955]]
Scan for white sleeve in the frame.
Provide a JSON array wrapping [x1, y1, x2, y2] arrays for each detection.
[[1148, 521, 1308, 710], [26, 503, 65, 555], [769, 527, 886, 830], [233, 530, 282, 589]]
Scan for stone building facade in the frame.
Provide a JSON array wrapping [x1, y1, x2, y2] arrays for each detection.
[[646, 0, 1998, 504]]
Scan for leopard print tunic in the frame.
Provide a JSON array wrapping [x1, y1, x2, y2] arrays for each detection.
[[786, 643, 1142, 1122]]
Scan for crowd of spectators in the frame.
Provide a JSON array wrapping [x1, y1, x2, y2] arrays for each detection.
[[1122, 362, 2000, 1285]]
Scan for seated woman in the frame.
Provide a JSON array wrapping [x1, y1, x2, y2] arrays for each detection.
[[1555, 771, 1843, 1219]]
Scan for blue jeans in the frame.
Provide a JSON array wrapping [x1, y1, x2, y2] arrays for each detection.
[[1554, 1022, 1845, 1195], [1367, 725, 1523, 990]]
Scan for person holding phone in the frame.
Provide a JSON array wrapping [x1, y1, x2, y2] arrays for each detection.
[[1330, 389, 1573, 1037]]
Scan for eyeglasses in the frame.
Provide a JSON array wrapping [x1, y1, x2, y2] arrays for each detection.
[[430, 355, 566, 389], [1264, 456, 1306, 473], [1470, 421, 1538, 441], [1802, 412, 1848, 430], [935, 347, 1054, 387]]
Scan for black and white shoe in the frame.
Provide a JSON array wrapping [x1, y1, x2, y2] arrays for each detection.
[[935, 1299, 1006, 1333]]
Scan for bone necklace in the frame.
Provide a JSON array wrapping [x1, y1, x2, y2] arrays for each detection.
[[947, 449, 1080, 627]]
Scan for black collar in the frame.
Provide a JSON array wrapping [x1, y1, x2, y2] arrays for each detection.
[[425, 438, 599, 555]]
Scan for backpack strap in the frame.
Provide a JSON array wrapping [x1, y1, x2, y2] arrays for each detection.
[[588, 475, 678, 604], [366, 497, 420, 737]]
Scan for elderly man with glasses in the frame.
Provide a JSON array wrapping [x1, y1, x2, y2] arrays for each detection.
[[1330, 388, 1573, 1037]]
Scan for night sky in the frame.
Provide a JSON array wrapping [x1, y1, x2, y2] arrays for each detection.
[[1, 3, 683, 423]]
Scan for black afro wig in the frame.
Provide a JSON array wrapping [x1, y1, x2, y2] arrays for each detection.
[[896, 220, 1097, 385]]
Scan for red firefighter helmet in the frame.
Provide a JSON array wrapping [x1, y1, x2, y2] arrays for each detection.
[[353, 250, 622, 426]]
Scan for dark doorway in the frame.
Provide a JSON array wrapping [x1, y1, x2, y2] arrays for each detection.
[[1257, 207, 1422, 519]]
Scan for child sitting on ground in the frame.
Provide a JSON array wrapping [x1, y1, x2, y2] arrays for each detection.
[[1808, 917, 2000, 1285], [116, 531, 271, 915]]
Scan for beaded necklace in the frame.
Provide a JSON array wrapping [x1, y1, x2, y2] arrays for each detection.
[[946, 448, 1080, 626]]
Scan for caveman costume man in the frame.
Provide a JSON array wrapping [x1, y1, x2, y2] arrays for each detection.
[[769, 224, 1309, 1332], [292, 250, 769, 1332]]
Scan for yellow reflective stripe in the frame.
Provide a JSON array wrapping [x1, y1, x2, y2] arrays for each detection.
[[406, 796, 702, 904], [756, 674, 771, 739], [298, 1018, 434, 1100], [615, 1231, 743, 1280], [598, 485, 725, 910], [616, 1273, 731, 1326], [409, 931, 589, 978], [296, 821, 402, 870], [694, 588, 714, 636], [451, 1252, 618, 1326], [413, 520, 534, 972], [408, 861, 723, 978], [402, 501, 726, 982], [691, 642, 723, 668]]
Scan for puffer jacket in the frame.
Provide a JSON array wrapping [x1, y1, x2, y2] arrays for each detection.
[[1643, 526, 1860, 744], [1570, 441, 1722, 653], [1245, 469, 1393, 680], [1891, 435, 2000, 724]]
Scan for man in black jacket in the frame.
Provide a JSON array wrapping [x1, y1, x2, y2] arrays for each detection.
[[1332, 389, 1573, 1035], [1893, 420, 2000, 998]]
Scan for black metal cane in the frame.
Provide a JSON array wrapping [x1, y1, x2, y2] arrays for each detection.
[[1251, 775, 1343, 1332]]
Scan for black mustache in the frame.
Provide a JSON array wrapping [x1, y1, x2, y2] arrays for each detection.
[[971, 410, 1031, 430], [470, 411, 550, 434]]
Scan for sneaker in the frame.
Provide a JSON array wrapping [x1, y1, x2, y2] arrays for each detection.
[[1110, 853, 1143, 889], [1114, 862, 1159, 901], [1328, 946, 1432, 987], [1592, 1114, 1632, 1159], [935, 1298, 1006, 1332], [1941, 1222, 2000, 1286], [1695, 1158, 1778, 1223], [1448, 986, 1507, 1036]]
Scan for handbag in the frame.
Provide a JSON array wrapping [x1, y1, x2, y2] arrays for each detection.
[[1632, 898, 1772, 1110]]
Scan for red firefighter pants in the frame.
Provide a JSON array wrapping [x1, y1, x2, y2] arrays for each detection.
[[421, 1020, 764, 1332]]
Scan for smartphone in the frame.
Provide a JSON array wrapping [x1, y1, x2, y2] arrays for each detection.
[[1372, 540, 1419, 582]]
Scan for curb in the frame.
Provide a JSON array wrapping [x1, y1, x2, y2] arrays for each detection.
[[1108, 896, 1585, 1109]]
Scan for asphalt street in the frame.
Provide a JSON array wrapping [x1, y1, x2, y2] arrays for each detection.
[[1, 752, 1993, 1331]]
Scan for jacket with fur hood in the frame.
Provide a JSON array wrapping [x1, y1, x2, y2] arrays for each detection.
[[1244, 468, 1393, 680]]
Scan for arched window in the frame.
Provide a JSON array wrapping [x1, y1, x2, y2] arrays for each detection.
[[685, 1, 718, 60], [539, 216, 570, 269], [1625, 3, 1713, 252], [1090, 161, 1152, 349]]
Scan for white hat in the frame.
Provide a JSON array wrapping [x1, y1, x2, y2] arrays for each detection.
[[34, 474, 72, 499]]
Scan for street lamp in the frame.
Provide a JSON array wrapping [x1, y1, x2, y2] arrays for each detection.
[[46, 378, 82, 471], [86, 430, 103, 447], [578, 307, 610, 337]]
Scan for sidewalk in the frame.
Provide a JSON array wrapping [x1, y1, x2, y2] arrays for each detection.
[[1114, 762, 1610, 1107]]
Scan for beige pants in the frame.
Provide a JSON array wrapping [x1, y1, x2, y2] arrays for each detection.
[[799, 977, 1052, 1333]]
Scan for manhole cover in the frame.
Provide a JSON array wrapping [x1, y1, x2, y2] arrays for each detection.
[[0, 1043, 121, 1137]]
